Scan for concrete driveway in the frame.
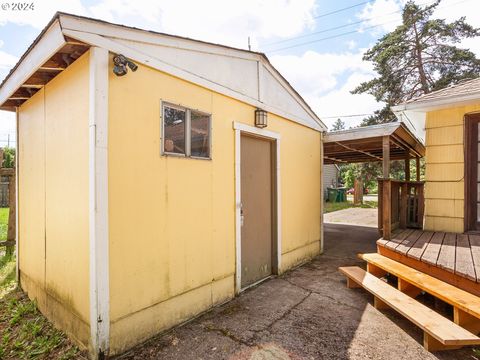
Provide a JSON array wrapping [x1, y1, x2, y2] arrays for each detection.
[[324, 207, 378, 228], [115, 224, 475, 360]]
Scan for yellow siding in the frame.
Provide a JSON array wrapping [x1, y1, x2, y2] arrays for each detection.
[[19, 88, 46, 289], [108, 62, 321, 353], [18, 52, 91, 348], [424, 103, 480, 232]]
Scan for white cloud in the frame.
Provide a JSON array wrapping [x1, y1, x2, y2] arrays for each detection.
[[89, 0, 317, 49], [271, 50, 374, 96], [270, 50, 381, 128], [0, 110, 16, 144], [312, 73, 383, 129], [0, 0, 87, 29], [0, 40, 18, 83], [357, 0, 402, 34], [346, 40, 357, 50], [0, 0, 317, 50]]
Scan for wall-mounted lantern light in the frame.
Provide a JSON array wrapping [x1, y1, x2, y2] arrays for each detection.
[[113, 54, 138, 76], [255, 109, 268, 128]]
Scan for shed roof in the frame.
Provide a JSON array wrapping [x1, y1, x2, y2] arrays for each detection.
[[324, 122, 425, 164], [0, 12, 326, 131]]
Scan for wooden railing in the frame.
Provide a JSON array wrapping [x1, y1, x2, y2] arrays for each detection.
[[378, 179, 425, 240]]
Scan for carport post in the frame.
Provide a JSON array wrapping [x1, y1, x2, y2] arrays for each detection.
[[416, 156, 420, 181], [405, 154, 410, 182], [382, 135, 391, 240], [382, 136, 390, 178]]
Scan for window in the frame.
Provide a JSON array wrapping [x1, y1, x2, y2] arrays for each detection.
[[162, 103, 211, 159], [163, 106, 186, 155]]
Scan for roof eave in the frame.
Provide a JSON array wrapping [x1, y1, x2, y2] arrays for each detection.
[[0, 17, 67, 111], [392, 92, 480, 113]]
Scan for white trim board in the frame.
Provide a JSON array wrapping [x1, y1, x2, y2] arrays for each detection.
[[233, 122, 281, 293], [15, 107, 19, 281], [88, 47, 110, 358]]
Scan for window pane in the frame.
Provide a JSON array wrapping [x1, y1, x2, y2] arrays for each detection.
[[191, 111, 210, 158], [164, 106, 186, 154]]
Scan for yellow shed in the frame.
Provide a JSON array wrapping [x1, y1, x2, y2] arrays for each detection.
[[393, 78, 480, 234], [0, 13, 326, 358]]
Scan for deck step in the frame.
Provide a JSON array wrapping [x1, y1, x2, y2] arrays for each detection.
[[339, 266, 480, 351], [359, 253, 480, 334]]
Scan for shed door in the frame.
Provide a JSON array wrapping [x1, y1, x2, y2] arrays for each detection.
[[240, 134, 273, 288], [465, 113, 480, 231]]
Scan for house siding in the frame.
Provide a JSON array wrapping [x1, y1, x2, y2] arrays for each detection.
[[18, 51, 91, 349], [424, 103, 480, 233], [107, 60, 322, 354], [323, 164, 339, 193]]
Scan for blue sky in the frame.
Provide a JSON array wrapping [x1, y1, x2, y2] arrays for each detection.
[[0, 0, 479, 142]]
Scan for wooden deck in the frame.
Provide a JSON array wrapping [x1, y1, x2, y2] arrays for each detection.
[[377, 229, 480, 296]]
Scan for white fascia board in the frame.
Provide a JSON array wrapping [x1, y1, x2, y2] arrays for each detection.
[[62, 28, 323, 132], [0, 20, 65, 106], [59, 15, 260, 62], [392, 93, 480, 113]]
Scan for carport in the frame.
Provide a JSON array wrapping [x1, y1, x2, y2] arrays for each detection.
[[323, 122, 425, 179], [323, 122, 426, 239]]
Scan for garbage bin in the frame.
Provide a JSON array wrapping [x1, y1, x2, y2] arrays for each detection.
[[336, 188, 347, 202], [327, 188, 338, 202]]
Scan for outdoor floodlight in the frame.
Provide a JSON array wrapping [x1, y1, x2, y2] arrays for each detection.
[[113, 54, 138, 76]]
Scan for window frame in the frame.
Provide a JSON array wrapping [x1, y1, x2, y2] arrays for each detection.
[[161, 101, 212, 160], [464, 112, 480, 232]]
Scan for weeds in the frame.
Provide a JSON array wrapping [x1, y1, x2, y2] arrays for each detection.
[[0, 290, 82, 359]]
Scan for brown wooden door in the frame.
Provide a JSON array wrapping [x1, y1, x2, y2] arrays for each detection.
[[465, 113, 480, 231], [240, 134, 273, 288]]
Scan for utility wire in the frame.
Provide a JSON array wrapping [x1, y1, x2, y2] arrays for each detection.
[[262, 1, 418, 48], [266, 19, 399, 53], [313, 1, 370, 19], [262, 0, 470, 53], [321, 113, 375, 119]]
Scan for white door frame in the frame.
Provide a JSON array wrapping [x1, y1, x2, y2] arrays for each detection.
[[233, 121, 281, 294]]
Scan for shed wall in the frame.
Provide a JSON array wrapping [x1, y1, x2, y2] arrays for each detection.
[[18, 52, 91, 348], [107, 61, 321, 354], [424, 103, 480, 232]]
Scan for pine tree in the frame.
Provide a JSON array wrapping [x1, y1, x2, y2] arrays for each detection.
[[353, 0, 480, 125], [331, 118, 346, 131]]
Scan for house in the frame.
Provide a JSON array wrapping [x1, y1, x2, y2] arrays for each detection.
[[323, 164, 340, 193], [392, 78, 480, 234], [0, 13, 326, 358], [329, 81, 480, 352]]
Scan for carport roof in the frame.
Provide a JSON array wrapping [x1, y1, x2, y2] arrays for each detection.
[[323, 122, 425, 165]]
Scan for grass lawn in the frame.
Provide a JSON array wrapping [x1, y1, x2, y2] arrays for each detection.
[[324, 200, 377, 213], [0, 207, 9, 241], [0, 209, 84, 359]]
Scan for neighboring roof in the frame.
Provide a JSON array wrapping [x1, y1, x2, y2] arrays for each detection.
[[392, 77, 480, 112], [324, 122, 425, 164], [0, 12, 326, 131]]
